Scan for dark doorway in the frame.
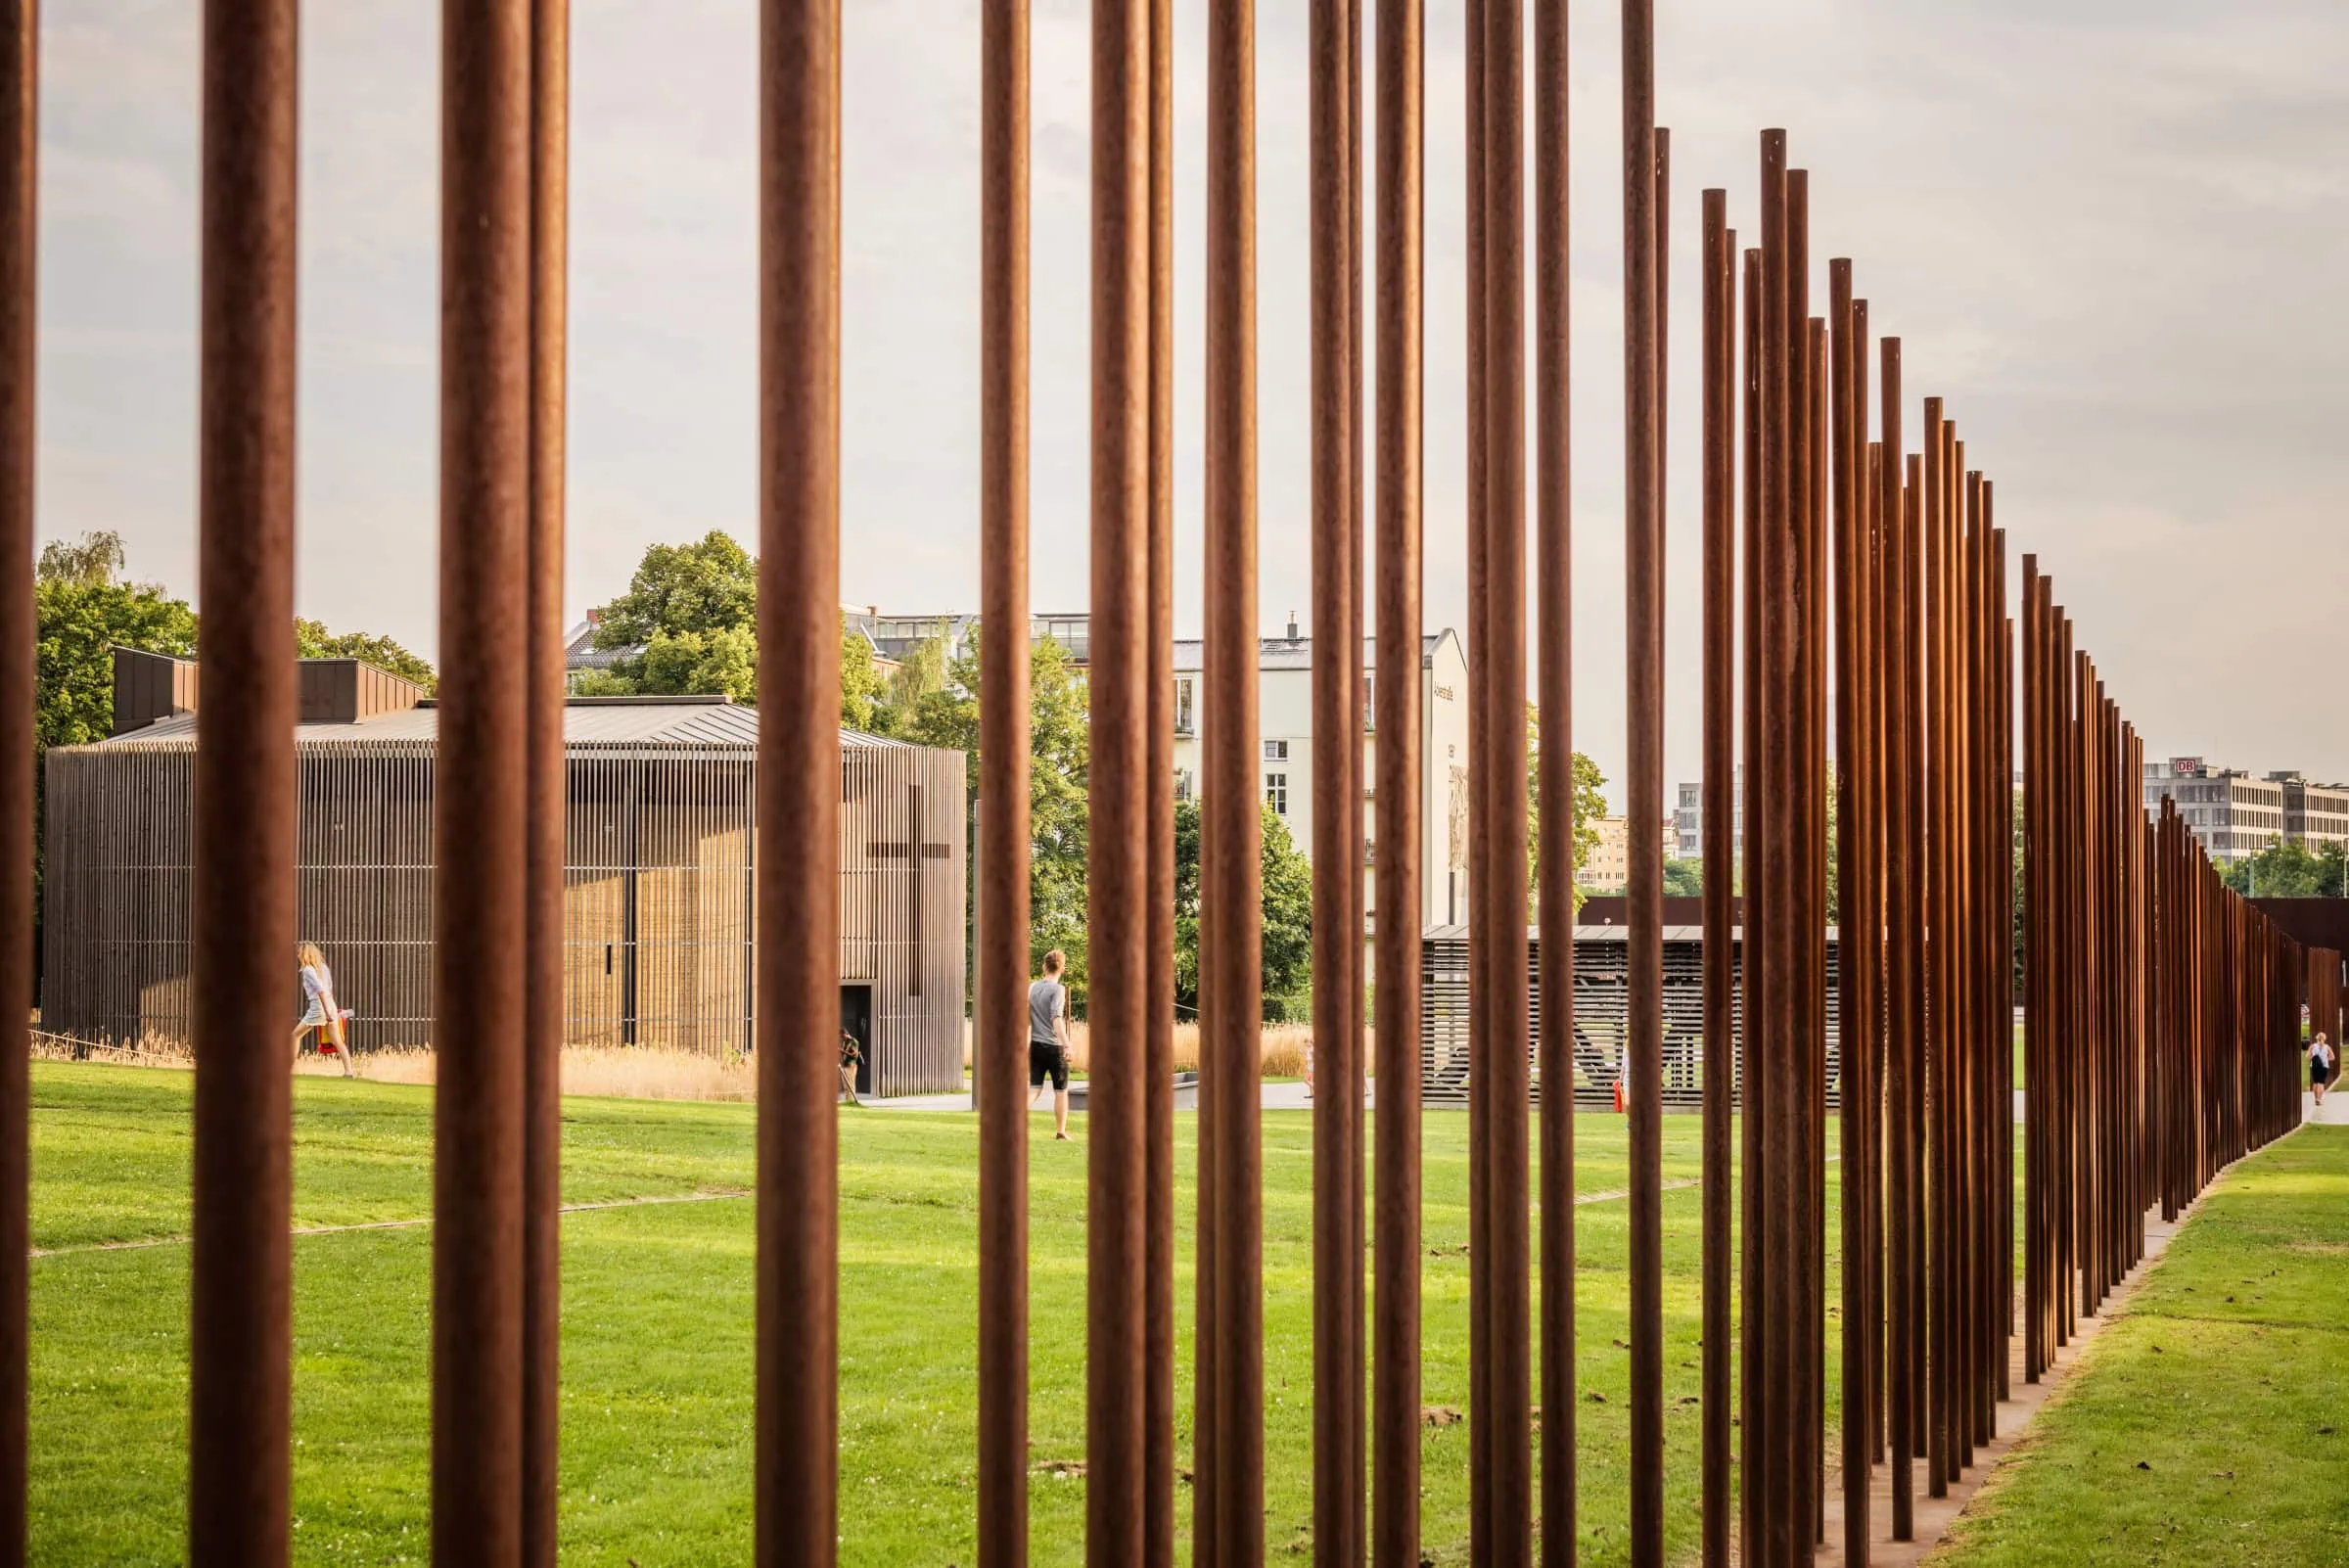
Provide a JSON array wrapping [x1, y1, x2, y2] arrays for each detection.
[[841, 984, 875, 1096]]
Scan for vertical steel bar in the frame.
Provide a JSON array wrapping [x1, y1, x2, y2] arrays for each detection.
[[756, 0, 842, 1559], [1483, 0, 1534, 1555], [1370, 5, 1424, 1562], [0, 7, 25, 1550], [1200, 0, 1262, 1557], [1698, 189, 1732, 1568], [1804, 311, 1828, 1546], [1737, 237, 1763, 1565], [1462, 1, 1492, 1545], [1312, 1, 1364, 1557], [191, 4, 299, 1559], [1621, 8, 1663, 1562], [1535, 6, 1577, 1563], [522, 3, 570, 1557], [437, 0, 531, 1557], [1144, 0, 1177, 1558], [977, 0, 1033, 1558]]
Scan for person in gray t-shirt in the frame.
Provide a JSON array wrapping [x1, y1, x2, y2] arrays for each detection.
[[1028, 949, 1073, 1140]]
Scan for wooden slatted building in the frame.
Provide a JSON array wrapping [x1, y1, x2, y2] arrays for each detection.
[[42, 652, 968, 1095]]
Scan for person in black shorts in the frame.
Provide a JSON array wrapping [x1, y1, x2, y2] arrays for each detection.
[[1029, 949, 1074, 1139], [2311, 1031, 2336, 1107]]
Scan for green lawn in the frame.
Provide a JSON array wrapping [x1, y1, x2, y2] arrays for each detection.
[[30, 1063, 1817, 1565], [1942, 1126, 2349, 1567]]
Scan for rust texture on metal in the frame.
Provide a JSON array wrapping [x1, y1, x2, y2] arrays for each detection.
[[1371, 0, 1425, 1559], [756, 0, 843, 1561], [1621, 5, 1665, 1565], [522, 2, 570, 1559], [1699, 186, 1733, 1568], [978, 0, 1032, 1559], [1536, 3, 1575, 1563], [436, 0, 531, 1558], [1311, 4, 1364, 1561], [1145, 0, 1177, 1559], [1196, 0, 1263, 1560], [0, 4, 26, 1555], [191, 3, 299, 1561]]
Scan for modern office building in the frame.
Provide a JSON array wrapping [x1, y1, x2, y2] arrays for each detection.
[[1581, 813, 1678, 894], [2141, 757, 2290, 862]]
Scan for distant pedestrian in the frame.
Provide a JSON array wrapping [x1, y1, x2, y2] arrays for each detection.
[[2311, 1032, 2336, 1107], [292, 942, 351, 1078], [1030, 949, 1073, 1140], [840, 1029, 865, 1105]]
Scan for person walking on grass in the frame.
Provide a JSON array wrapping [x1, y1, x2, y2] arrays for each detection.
[[1030, 949, 1074, 1140], [2312, 1031, 2336, 1107], [292, 942, 352, 1078]]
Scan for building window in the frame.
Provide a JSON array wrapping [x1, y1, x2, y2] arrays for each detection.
[[1174, 769, 1194, 803], [1265, 739, 1289, 761], [1363, 672, 1375, 731], [1174, 677, 1194, 735], [1266, 772, 1289, 815]]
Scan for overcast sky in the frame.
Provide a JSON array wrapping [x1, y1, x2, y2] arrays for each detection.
[[41, 1, 2349, 810]]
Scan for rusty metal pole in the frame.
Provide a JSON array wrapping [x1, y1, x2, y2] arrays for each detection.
[[756, 1, 844, 1563], [1311, 1, 1365, 1558], [1804, 311, 1829, 1548], [522, 3, 570, 1558], [1144, 0, 1178, 1558], [977, 0, 1033, 1559], [1370, 4, 1425, 1563], [1698, 188, 1733, 1568], [190, 4, 299, 1560], [1462, 0, 1492, 1545], [1621, 7, 1663, 1563], [0, 7, 26, 1555], [1483, 0, 1534, 1555], [1737, 236, 1764, 1566], [436, 0, 531, 1558], [1919, 394, 1950, 1501], [1199, 0, 1262, 1557], [1535, 5, 1577, 1563]]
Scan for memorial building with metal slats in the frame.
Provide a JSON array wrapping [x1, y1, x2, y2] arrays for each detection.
[[41, 648, 968, 1095]]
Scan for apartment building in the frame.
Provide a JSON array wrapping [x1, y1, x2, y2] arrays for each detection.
[[1582, 814, 1678, 894], [1170, 621, 1471, 933], [1673, 768, 1743, 863]]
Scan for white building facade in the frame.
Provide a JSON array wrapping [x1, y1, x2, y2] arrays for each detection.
[[1170, 626, 1472, 935]]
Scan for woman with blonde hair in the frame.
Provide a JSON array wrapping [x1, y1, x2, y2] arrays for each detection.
[[293, 942, 352, 1078]]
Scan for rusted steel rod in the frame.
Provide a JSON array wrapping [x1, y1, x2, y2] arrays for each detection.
[[1698, 188, 1733, 1568], [191, 4, 299, 1560], [977, 0, 1033, 1557], [0, 5, 27, 1553], [436, 0, 532, 1558], [756, 1, 844, 1563], [1144, 1, 1178, 1560], [1462, 0, 1492, 1543], [1736, 237, 1763, 1566], [1535, 4, 1576, 1562], [1370, 1, 1425, 1560], [1481, 0, 1533, 1555], [522, 3, 569, 1559], [1197, 0, 1263, 1557], [1621, 4, 1664, 1564], [1311, 0, 1365, 1558]]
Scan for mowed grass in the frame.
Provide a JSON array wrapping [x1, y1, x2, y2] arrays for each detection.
[[28, 1062, 1836, 1565], [1942, 1126, 2349, 1567]]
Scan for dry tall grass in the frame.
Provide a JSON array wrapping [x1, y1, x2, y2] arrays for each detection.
[[292, 1043, 758, 1101], [1062, 1019, 1315, 1079]]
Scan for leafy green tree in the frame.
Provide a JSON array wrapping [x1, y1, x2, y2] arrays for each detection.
[[2221, 837, 2341, 899], [1172, 797, 1316, 1023], [898, 626, 1092, 999], [294, 618, 437, 692], [1525, 704, 1608, 904], [35, 532, 199, 750], [1663, 857, 1703, 897], [838, 626, 890, 729], [591, 530, 758, 650]]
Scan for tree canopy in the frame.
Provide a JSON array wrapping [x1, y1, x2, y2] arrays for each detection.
[[2219, 837, 2349, 899], [35, 532, 199, 751], [1173, 798, 1316, 1023], [295, 619, 437, 693]]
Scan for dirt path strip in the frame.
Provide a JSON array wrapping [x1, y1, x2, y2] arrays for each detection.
[[29, 1188, 752, 1260]]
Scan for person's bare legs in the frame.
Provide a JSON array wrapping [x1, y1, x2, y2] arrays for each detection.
[[292, 1025, 309, 1069], [1054, 1087, 1071, 1140]]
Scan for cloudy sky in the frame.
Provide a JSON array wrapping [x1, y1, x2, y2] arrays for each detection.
[[41, 1, 2349, 809]]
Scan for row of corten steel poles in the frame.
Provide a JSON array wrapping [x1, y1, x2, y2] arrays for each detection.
[[0, 6, 2323, 1568], [2019, 584, 2308, 1386]]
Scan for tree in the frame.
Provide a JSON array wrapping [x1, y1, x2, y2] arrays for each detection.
[[1173, 797, 1316, 1022], [898, 625, 1093, 1000], [2221, 837, 2343, 899], [1663, 857, 1703, 897], [1525, 704, 1608, 903], [583, 530, 890, 722], [35, 532, 199, 750], [294, 618, 437, 692]]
